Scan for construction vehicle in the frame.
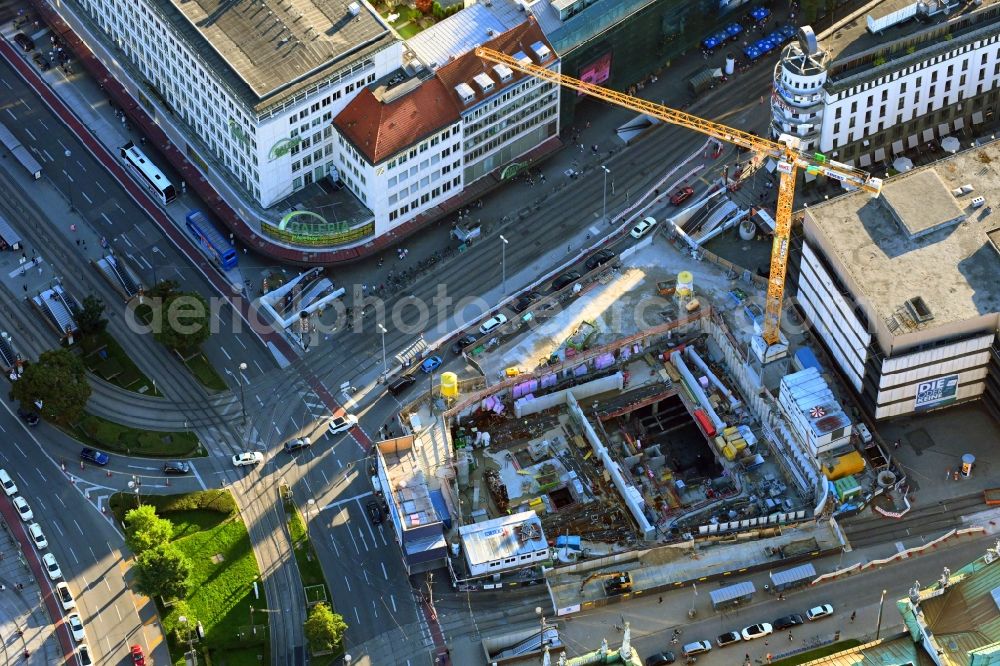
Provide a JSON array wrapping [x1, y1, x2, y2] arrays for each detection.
[[475, 47, 884, 362], [579, 570, 633, 594]]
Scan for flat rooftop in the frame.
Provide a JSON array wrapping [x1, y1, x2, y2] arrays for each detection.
[[153, 0, 394, 110], [818, 0, 1000, 83], [378, 436, 437, 530], [405, 2, 509, 70], [802, 140, 1000, 338]]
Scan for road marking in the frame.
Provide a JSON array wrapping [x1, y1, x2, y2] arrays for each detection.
[[302, 476, 312, 494], [235, 336, 246, 350], [220, 346, 231, 361], [73, 519, 84, 536], [101, 212, 112, 225], [254, 359, 264, 374], [62, 170, 75, 184], [256, 396, 264, 407], [274, 425, 281, 435], [42, 148, 53, 162], [330, 536, 340, 558], [380, 561, 388, 580], [353, 607, 361, 625], [134, 224, 146, 237], [12, 442, 25, 458], [52, 522, 64, 537], [371, 599, 378, 618], [120, 234, 133, 248], [357, 526, 370, 552], [5, 108, 16, 121], [9, 257, 41, 278], [18, 99, 30, 111], [290, 416, 299, 431], [96, 181, 106, 193], [116, 203, 126, 214], [320, 469, 329, 486], [0, 78, 9, 89], [127, 465, 158, 471], [321, 491, 371, 511], [23, 127, 36, 141], [57, 139, 69, 153], [36, 468, 46, 482], [343, 576, 351, 592], [240, 371, 249, 385], [55, 494, 66, 508], [379, 528, 388, 547], [37, 118, 47, 129], [68, 546, 80, 564], [80, 191, 93, 205], [36, 497, 46, 511], [115, 605, 122, 622], [335, 457, 342, 469], [347, 524, 361, 555], [390, 594, 397, 613], [190, 463, 207, 491]]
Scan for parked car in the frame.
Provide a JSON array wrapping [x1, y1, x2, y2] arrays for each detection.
[[31, 52, 49, 71], [630, 216, 657, 239], [17, 408, 39, 426], [283, 437, 312, 453], [420, 356, 442, 373], [231, 451, 264, 467], [670, 187, 695, 206], [328, 413, 358, 434], [13, 33, 35, 52], [42, 552, 63, 580], [163, 461, 191, 475], [773, 614, 804, 630], [130, 644, 146, 666], [479, 313, 508, 335], [80, 448, 110, 466], [13, 496, 33, 522], [78, 644, 93, 666], [645, 652, 676, 666], [28, 522, 47, 550], [741, 623, 773, 641], [56, 582, 75, 610], [585, 249, 617, 271], [716, 631, 742, 648], [513, 291, 541, 313], [387, 374, 417, 396], [450, 334, 478, 354], [806, 604, 834, 621], [682, 641, 713, 657], [366, 500, 384, 525], [67, 613, 86, 642], [551, 271, 582, 291], [0, 469, 18, 496]]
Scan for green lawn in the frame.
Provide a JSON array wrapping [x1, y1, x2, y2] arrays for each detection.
[[774, 639, 863, 666], [112, 490, 267, 665], [395, 21, 422, 38], [183, 352, 229, 392], [72, 412, 203, 457], [80, 331, 161, 395], [284, 497, 329, 598]]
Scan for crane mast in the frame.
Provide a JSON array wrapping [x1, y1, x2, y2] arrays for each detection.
[[475, 47, 882, 347]]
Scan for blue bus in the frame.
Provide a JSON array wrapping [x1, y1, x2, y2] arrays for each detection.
[[185, 210, 238, 270]]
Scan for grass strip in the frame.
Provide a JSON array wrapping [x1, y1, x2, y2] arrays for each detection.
[[80, 331, 162, 395], [70, 413, 203, 458]]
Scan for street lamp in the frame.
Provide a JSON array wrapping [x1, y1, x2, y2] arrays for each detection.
[[499, 235, 509, 295], [127, 475, 142, 507], [307, 498, 316, 522], [344, 655, 352, 666], [377, 323, 387, 382], [64, 149, 75, 213], [238, 362, 248, 425], [601, 165, 611, 224], [875, 589, 887, 640]]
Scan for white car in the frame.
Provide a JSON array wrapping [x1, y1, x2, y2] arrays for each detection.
[[478, 313, 509, 335], [56, 582, 75, 610], [28, 523, 47, 550], [0, 469, 17, 496], [232, 452, 264, 467], [806, 604, 834, 621], [630, 216, 657, 239], [13, 496, 33, 522], [67, 613, 86, 642], [328, 414, 358, 434], [741, 623, 773, 641], [42, 552, 62, 580]]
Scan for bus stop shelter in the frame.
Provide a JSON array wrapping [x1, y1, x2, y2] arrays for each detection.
[[710, 581, 755, 610], [769, 563, 816, 592]]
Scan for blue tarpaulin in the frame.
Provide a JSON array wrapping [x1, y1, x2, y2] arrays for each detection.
[[429, 489, 452, 530]]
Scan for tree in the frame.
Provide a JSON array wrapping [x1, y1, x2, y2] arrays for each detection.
[[76, 295, 108, 337], [134, 544, 191, 600], [148, 279, 179, 300], [11, 348, 90, 425], [304, 603, 347, 653], [415, 0, 432, 13], [123, 505, 173, 554], [154, 292, 211, 353]]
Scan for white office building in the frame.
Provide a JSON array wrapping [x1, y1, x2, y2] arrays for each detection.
[[772, 0, 1000, 164], [458, 511, 549, 578], [332, 17, 560, 239], [70, 0, 401, 207], [789, 140, 1000, 421]]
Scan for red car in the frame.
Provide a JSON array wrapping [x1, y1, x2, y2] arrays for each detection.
[[670, 186, 695, 206], [130, 645, 145, 666]]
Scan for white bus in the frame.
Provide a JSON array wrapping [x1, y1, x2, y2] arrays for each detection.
[[119, 141, 176, 205]]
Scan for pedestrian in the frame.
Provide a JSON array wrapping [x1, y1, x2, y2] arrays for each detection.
[[745, 654, 750, 663], [22, 285, 26, 292], [585, 120, 591, 129], [658, 596, 663, 604], [76, 239, 80, 246], [894, 440, 900, 449], [243, 247, 248, 255], [945, 467, 951, 480], [788, 631, 794, 642], [766, 654, 772, 665], [850, 610, 856, 623]]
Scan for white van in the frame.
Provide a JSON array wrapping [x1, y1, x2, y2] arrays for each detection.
[[0, 469, 17, 497]]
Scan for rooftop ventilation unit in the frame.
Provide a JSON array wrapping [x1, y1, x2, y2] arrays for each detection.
[[904, 296, 934, 324], [455, 82, 476, 104], [348, 1, 361, 16]]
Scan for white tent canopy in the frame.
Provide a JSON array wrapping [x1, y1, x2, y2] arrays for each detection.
[[893, 156, 914, 172]]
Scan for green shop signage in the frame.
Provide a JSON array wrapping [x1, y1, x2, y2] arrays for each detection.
[[279, 210, 349, 234], [269, 136, 303, 161], [228, 118, 252, 146]]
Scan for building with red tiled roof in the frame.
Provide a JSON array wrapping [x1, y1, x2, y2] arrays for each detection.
[[331, 17, 559, 240]]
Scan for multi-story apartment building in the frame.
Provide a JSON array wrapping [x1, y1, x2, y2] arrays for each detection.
[[772, 0, 1000, 164], [332, 18, 559, 239], [787, 140, 1000, 421], [69, 0, 401, 207]]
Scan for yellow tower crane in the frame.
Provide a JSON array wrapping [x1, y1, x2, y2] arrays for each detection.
[[475, 47, 884, 358]]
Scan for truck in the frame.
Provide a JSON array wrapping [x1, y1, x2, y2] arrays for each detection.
[[603, 572, 633, 595]]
